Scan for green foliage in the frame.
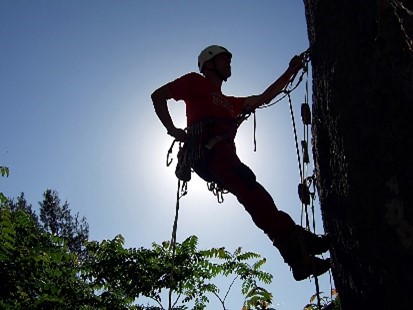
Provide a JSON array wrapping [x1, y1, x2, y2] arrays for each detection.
[[1, 190, 275, 309], [5, 192, 39, 226], [304, 289, 341, 310], [0, 205, 93, 309], [39, 189, 89, 258], [0, 166, 9, 178], [0, 207, 15, 260], [0, 166, 9, 206], [83, 235, 274, 309], [196, 246, 273, 310]]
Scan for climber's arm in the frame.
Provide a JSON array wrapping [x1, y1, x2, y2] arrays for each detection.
[[243, 55, 304, 110], [151, 85, 187, 141]]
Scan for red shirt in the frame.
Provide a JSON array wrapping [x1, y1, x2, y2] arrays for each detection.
[[168, 72, 245, 125]]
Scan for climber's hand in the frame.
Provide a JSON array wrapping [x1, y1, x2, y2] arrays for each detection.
[[242, 105, 254, 115], [288, 55, 304, 74], [168, 127, 188, 142]]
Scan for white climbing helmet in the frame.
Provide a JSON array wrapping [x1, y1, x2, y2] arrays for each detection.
[[198, 45, 232, 72]]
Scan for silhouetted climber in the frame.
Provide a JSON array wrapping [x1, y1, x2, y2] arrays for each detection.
[[151, 45, 330, 281]]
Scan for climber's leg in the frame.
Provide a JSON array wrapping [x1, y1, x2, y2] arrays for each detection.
[[207, 141, 295, 242], [206, 141, 330, 280]]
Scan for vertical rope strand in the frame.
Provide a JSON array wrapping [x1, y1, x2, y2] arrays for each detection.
[[168, 178, 181, 310]]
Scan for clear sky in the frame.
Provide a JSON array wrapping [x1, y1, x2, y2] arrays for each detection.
[[1, 1, 332, 309]]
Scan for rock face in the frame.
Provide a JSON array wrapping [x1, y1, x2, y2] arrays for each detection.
[[303, 0, 413, 308]]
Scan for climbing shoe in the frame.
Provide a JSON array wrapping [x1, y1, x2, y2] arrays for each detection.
[[276, 226, 331, 281], [289, 256, 330, 281], [294, 225, 330, 255]]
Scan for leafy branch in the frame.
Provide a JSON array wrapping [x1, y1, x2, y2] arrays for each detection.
[[0, 166, 9, 206], [0, 166, 9, 178], [304, 289, 340, 310], [2, 191, 276, 309], [82, 235, 274, 309]]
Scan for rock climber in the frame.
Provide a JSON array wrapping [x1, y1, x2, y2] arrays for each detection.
[[151, 45, 330, 281]]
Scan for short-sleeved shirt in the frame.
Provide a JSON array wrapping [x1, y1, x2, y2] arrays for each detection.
[[168, 72, 245, 126]]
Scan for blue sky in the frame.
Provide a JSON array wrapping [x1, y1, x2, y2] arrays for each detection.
[[1, 1, 332, 309]]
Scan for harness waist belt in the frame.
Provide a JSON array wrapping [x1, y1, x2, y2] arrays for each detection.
[[205, 135, 225, 150]]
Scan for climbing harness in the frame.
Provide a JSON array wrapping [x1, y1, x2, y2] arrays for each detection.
[[166, 121, 232, 203]]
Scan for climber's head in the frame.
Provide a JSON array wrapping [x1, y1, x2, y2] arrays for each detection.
[[198, 45, 232, 81]]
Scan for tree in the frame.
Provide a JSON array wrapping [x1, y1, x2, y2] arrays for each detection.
[[0, 206, 95, 309], [303, 0, 413, 308], [2, 192, 274, 309], [0, 188, 98, 308], [0, 166, 9, 206], [83, 235, 274, 310], [39, 189, 89, 258], [5, 192, 39, 225]]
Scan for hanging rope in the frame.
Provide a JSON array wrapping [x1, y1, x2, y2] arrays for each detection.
[[166, 140, 188, 310], [287, 91, 303, 180], [287, 55, 323, 310], [168, 178, 186, 310], [255, 49, 328, 309]]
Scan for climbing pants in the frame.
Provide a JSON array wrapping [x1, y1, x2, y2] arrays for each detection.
[[195, 139, 296, 246]]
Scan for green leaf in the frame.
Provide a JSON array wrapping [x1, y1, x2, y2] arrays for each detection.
[[0, 166, 9, 177]]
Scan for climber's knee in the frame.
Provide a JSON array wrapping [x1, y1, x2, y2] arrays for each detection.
[[233, 163, 257, 189]]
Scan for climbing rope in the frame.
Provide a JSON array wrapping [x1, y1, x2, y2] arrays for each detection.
[[166, 141, 188, 310], [288, 52, 338, 310], [287, 52, 323, 310], [256, 49, 328, 309]]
